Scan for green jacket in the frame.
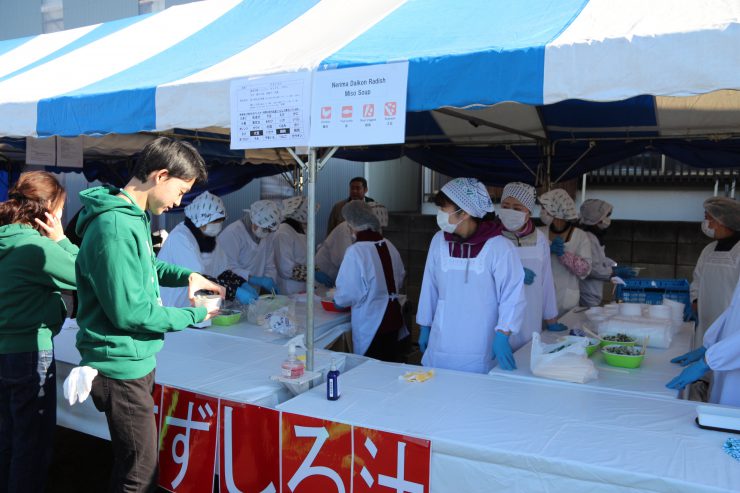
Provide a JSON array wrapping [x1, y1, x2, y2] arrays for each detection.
[[0, 224, 78, 353], [75, 186, 206, 379]]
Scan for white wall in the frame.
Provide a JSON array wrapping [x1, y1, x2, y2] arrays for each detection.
[[576, 187, 717, 222], [0, 0, 43, 40], [63, 0, 138, 30]]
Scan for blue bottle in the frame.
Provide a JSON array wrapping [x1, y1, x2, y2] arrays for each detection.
[[327, 360, 340, 401]]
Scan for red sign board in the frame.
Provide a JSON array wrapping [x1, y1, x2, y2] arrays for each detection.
[[158, 387, 219, 493], [219, 400, 280, 493], [281, 413, 352, 493], [352, 427, 430, 493]]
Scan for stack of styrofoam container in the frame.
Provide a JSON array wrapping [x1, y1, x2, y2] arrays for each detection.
[[586, 300, 686, 349]]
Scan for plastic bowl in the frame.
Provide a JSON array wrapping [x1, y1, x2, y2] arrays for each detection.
[[600, 334, 637, 347], [321, 300, 350, 313], [211, 309, 242, 326], [602, 345, 645, 368], [558, 335, 601, 357], [194, 294, 222, 311]]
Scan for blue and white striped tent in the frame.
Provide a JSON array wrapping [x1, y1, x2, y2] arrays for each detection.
[[1, 0, 740, 181]]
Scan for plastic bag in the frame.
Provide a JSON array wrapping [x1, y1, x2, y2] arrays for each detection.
[[246, 295, 293, 325], [265, 306, 300, 337], [530, 333, 598, 384]]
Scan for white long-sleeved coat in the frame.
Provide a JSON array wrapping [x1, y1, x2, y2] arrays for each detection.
[[417, 232, 526, 374], [218, 219, 277, 283], [315, 222, 353, 280], [579, 231, 614, 307], [334, 239, 406, 356], [703, 276, 740, 406], [540, 226, 592, 316], [157, 222, 228, 308], [274, 222, 307, 295]]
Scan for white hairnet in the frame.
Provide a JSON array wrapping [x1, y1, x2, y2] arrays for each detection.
[[369, 202, 389, 228], [441, 177, 494, 218], [184, 191, 225, 228], [282, 196, 309, 223], [539, 189, 578, 221], [248, 200, 281, 230], [704, 197, 740, 231], [342, 200, 381, 232], [501, 182, 536, 213], [580, 199, 613, 226]]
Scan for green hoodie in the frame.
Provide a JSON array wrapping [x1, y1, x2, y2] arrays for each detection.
[[75, 186, 206, 379], [0, 224, 78, 353]]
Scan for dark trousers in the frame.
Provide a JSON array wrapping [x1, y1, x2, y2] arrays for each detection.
[[90, 370, 158, 493], [0, 350, 56, 493], [365, 331, 408, 362]]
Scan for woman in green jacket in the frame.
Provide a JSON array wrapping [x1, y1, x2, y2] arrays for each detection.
[[0, 171, 77, 493]]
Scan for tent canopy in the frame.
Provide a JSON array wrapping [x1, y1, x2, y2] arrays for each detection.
[[1, 0, 740, 184]]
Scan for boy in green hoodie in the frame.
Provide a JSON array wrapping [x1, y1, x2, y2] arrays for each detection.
[[74, 137, 225, 493]]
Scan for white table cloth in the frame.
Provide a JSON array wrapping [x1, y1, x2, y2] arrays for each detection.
[[278, 360, 740, 493]]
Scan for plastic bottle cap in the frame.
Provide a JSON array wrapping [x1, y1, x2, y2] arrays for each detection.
[[288, 344, 296, 356], [330, 359, 337, 371]]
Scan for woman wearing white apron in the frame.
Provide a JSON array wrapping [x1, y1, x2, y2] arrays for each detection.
[[334, 201, 407, 361], [498, 183, 561, 351], [417, 178, 526, 373], [690, 197, 740, 347], [538, 189, 592, 316], [158, 192, 228, 308], [274, 196, 334, 294], [668, 276, 740, 407], [578, 199, 639, 307]]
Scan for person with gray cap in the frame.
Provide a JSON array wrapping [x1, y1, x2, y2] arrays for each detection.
[[333, 200, 406, 361], [578, 199, 639, 307], [417, 177, 526, 373], [690, 197, 740, 349], [499, 182, 562, 350], [218, 199, 280, 303]]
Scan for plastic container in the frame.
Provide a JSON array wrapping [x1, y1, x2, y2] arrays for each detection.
[[602, 345, 645, 368], [615, 278, 691, 319], [326, 360, 340, 400], [584, 307, 604, 320], [599, 333, 637, 347], [647, 304, 672, 320], [321, 300, 350, 313], [619, 303, 642, 317], [194, 294, 222, 312], [281, 344, 305, 379], [211, 309, 241, 326]]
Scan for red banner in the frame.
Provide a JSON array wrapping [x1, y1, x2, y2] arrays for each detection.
[[158, 387, 219, 493], [219, 401, 280, 493], [281, 412, 352, 493], [352, 427, 431, 493]]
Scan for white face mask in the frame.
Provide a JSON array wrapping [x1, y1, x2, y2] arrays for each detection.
[[540, 210, 554, 226], [202, 222, 222, 237], [436, 209, 460, 234], [597, 217, 612, 230], [499, 208, 528, 231], [701, 219, 715, 238]]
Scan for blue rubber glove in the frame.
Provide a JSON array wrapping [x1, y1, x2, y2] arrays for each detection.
[[418, 326, 430, 352], [236, 282, 258, 304], [523, 267, 536, 285], [613, 265, 638, 279], [550, 237, 565, 257], [547, 322, 568, 332], [666, 358, 710, 390], [492, 331, 516, 370], [670, 346, 707, 367], [249, 275, 279, 294], [315, 271, 334, 288]]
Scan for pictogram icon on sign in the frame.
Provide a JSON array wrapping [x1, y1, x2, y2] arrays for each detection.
[[384, 102, 397, 117], [363, 104, 375, 118], [341, 106, 353, 119], [321, 106, 332, 120]]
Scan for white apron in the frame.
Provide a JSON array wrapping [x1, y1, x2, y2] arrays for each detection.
[[691, 240, 740, 347], [540, 226, 591, 316], [703, 278, 740, 407], [274, 223, 307, 295], [420, 235, 521, 374]]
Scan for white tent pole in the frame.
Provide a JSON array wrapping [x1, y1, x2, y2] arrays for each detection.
[[305, 147, 317, 371], [581, 173, 587, 204]]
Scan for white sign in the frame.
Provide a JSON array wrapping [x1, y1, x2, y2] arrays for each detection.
[[230, 72, 311, 149], [56, 137, 84, 168], [309, 61, 408, 147], [25, 137, 56, 166]]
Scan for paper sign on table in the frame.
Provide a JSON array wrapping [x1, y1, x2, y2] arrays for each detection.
[[158, 387, 219, 493], [219, 401, 280, 493], [309, 62, 408, 147], [281, 413, 352, 493], [352, 427, 430, 493]]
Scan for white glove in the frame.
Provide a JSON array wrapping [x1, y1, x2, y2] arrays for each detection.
[[63, 366, 98, 406]]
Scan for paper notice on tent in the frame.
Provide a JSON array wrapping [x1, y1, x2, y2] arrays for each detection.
[[25, 137, 56, 166], [230, 72, 311, 149], [309, 61, 408, 147], [56, 137, 83, 168]]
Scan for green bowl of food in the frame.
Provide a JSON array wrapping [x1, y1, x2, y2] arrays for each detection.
[[211, 309, 242, 326], [600, 333, 637, 347], [558, 335, 601, 357], [602, 344, 645, 368]]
